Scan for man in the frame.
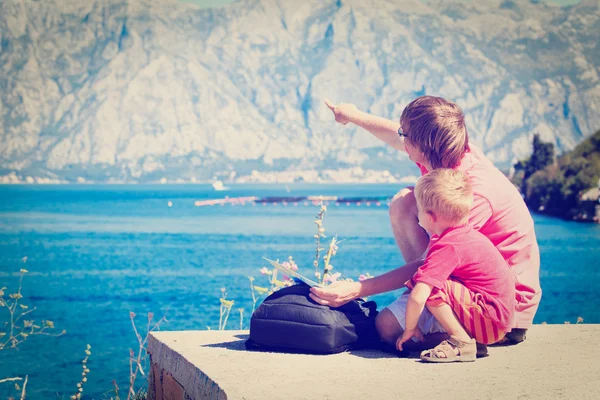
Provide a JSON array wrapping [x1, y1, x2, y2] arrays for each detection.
[[310, 97, 541, 347]]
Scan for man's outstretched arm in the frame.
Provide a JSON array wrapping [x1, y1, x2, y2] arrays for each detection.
[[309, 257, 424, 308], [324, 99, 406, 152]]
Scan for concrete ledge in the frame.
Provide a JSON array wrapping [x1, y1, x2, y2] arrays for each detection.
[[148, 325, 600, 400]]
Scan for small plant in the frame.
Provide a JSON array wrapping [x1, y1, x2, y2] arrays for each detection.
[[238, 308, 244, 330], [70, 344, 92, 400], [126, 311, 167, 400], [218, 289, 234, 330], [1, 258, 65, 398], [1, 259, 65, 351]]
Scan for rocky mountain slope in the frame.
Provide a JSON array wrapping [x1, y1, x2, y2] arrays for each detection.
[[0, 0, 598, 182]]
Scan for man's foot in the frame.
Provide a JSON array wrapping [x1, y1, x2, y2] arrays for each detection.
[[476, 343, 488, 358], [491, 328, 527, 346], [506, 328, 527, 343]]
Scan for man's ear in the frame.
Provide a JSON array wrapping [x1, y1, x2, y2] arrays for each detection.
[[426, 210, 436, 223]]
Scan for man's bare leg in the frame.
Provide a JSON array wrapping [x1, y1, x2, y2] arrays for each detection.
[[389, 187, 430, 263], [375, 309, 404, 345]]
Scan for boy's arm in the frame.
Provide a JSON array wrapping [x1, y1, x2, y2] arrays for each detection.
[[397, 282, 433, 351], [324, 100, 407, 152]]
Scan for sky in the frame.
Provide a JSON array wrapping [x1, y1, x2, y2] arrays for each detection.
[[180, 0, 583, 8]]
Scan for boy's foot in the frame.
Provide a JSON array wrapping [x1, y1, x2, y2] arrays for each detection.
[[420, 336, 477, 363]]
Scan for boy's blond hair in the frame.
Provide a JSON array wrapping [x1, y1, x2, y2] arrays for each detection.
[[400, 96, 469, 169], [414, 169, 473, 226]]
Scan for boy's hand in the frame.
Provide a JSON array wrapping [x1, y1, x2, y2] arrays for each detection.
[[396, 328, 424, 351], [324, 99, 358, 125]]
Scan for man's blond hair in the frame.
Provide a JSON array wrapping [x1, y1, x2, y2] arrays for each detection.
[[400, 96, 469, 169], [414, 169, 473, 226]]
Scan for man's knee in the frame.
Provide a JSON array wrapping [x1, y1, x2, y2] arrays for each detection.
[[375, 308, 403, 345], [389, 186, 417, 225]]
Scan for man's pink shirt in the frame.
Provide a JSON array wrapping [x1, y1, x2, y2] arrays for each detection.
[[417, 145, 541, 328]]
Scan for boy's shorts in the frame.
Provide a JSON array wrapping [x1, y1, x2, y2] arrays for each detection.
[[386, 292, 446, 342], [426, 279, 506, 345]]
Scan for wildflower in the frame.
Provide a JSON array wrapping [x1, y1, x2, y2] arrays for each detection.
[[314, 272, 321, 279], [20, 268, 28, 274], [318, 227, 325, 233], [281, 261, 298, 272], [129, 312, 136, 319], [287, 256, 298, 271], [313, 260, 318, 267], [282, 275, 291, 282], [577, 316, 584, 324], [253, 286, 269, 294], [45, 320, 55, 328], [259, 267, 271, 275], [220, 299, 235, 308]]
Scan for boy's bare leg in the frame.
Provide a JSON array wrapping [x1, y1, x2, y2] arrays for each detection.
[[426, 303, 472, 357], [376, 308, 450, 351], [389, 187, 430, 263]]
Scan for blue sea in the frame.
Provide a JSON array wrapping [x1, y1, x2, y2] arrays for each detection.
[[1, 184, 599, 399]]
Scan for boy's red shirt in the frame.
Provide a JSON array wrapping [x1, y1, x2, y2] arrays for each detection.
[[409, 225, 516, 331]]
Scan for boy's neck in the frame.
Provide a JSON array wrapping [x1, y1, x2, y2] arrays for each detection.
[[432, 221, 458, 236]]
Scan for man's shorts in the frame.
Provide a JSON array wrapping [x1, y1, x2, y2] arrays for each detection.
[[385, 292, 446, 342]]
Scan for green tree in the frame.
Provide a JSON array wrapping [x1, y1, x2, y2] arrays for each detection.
[[514, 129, 600, 220], [516, 134, 555, 194]]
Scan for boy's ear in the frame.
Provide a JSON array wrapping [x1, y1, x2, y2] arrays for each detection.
[[426, 210, 436, 223]]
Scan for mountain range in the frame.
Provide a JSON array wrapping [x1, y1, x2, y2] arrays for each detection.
[[0, 0, 598, 183]]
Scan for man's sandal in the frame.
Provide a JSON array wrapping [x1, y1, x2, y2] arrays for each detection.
[[420, 336, 477, 363]]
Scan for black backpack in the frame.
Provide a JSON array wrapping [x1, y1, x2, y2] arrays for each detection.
[[246, 283, 380, 354]]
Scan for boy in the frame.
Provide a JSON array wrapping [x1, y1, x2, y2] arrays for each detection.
[[395, 169, 515, 362]]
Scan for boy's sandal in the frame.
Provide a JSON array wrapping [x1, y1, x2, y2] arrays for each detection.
[[420, 336, 477, 363]]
